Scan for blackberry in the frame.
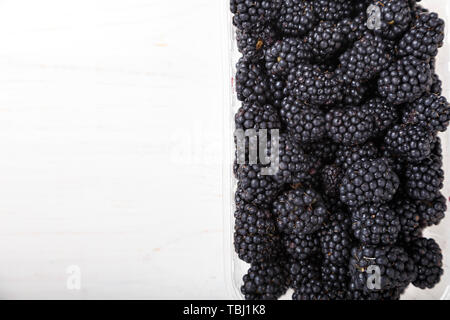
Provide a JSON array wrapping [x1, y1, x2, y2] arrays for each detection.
[[349, 245, 417, 291], [393, 197, 422, 243], [352, 0, 372, 15], [321, 164, 343, 198], [312, 0, 352, 22], [277, 0, 317, 36], [286, 63, 343, 106], [236, 164, 282, 207], [401, 94, 450, 133], [305, 21, 346, 60], [234, 204, 280, 263], [320, 263, 350, 299], [342, 81, 368, 105], [334, 142, 379, 171], [339, 158, 400, 207], [325, 106, 375, 146], [286, 256, 320, 289], [397, 11, 445, 61], [319, 211, 352, 265], [273, 187, 328, 235], [430, 73, 442, 95], [408, 237, 444, 289], [369, 0, 413, 40], [241, 260, 288, 300], [340, 14, 369, 42], [231, 0, 282, 31], [236, 26, 277, 62], [303, 139, 339, 165], [235, 103, 281, 130], [282, 233, 319, 260], [351, 204, 400, 245], [378, 56, 432, 105], [416, 193, 447, 227], [338, 33, 391, 85], [268, 75, 287, 108], [383, 124, 433, 163], [265, 37, 312, 76], [280, 96, 326, 144], [348, 286, 404, 300], [404, 155, 444, 201], [364, 98, 398, 135], [235, 58, 270, 104]]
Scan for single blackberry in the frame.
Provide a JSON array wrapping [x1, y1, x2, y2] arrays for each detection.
[[378, 56, 432, 105], [305, 21, 346, 60], [231, 0, 282, 31], [277, 0, 317, 36], [351, 204, 400, 245], [282, 233, 319, 260], [235, 103, 281, 130], [405, 155, 444, 201], [234, 204, 280, 263], [334, 142, 379, 171], [312, 0, 352, 22], [268, 75, 287, 108], [401, 94, 450, 133], [408, 238, 444, 289], [337, 33, 391, 84], [393, 197, 422, 243], [265, 37, 312, 76], [349, 245, 417, 291], [241, 260, 288, 300], [384, 124, 433, 163], [236, 164, 282, 207], [430, 73, 442, 95], [416, 193, 447, 227], [364, 98, 398, 135], [319, 211, 352, 265], [286, 63, 343, 106], [236, 26, 278, 62], [369, 0, 413, 40], [339, 158, 400, 207], [235, 58, 270, 104], [325, 106, 375, 146], [321, 164, 343, 198], [397, 11, 445, 61], [273, 188, 328, 235], [286, 256, 320, 289], [280, 96, 326, 144]]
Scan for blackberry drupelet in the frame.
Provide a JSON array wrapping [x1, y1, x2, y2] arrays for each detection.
[[235, 103, 281, 130], [325, 106, 374, 146], [334, 142, 379, 171], [282, 233, 319, 260], [369, 0, 413, 40], [364, 98, 398, 135], [235, 58, 270, 104], [234, 204, 280, 263], [339, 158, 400, 207], [397, 11, 445, 61], [280, 96, 326, 144], [305, 20, 346, 60], [405, 155, 444, 201], [408, 237, 443, 289], [277, 0, 317, 36], [241, 260, 288, 300], [231, 0, 282, 31], [349, 245, 417, 291], [236, 26, 278, 62], [265, 37, 312, 76], [286, 63, 343, 106], [383, 124, 433, 163], [321, 164, 343, 198], [273, 187, 328, 235], [401, 94, 450, 133], [351, 204, 401, 245], [378, 56, 432, 105], [416, 193, 447, 227], [319, 211, 352, 265], [393, 197, 422, 243]]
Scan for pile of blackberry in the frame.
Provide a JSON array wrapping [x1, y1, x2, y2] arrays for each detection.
[[231, 0, 447, 300]]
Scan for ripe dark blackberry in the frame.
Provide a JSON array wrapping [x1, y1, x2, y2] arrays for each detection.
[[342, 81, 368, 105], [337, 33, 391, 84], [416, 193, 447, 227], [319, 211, 352, 265], [241, 260, 288, 300], [286, 256, 320, 289], [352, 0, 372, 15], [393, 198, 422, 243], [230, 0, 282, 31], [236, 164, 282, 207], [268, 75, 287, 108], [305, 21, 346, 60], [348, 286, 404, 300], [321, 164, 343, 198], [235, 58, 270, 104], [282, 233, 319, 260], [265, 38, 312, 76], [378, 56, 432, 105], [236, 26, 277, 62], [369, 0, 413, 40], [325, 106, 374, 146], [286, 63, 343, 106], [320, 263, 350, 299], [364, 98, 398, 136], [351, 204, 400, 245], [349, 245, 417, 291], [397, 11, 445, 61], [277, 0, 317, 36], [431, 73, 442, 95], [339, 158, 400, 207], [408, 237, 443, 289], [405, 155, 444, 201], [401, 94, 450, 133], [312, 0, 352, 22], [334, 142, 379, 171], [273, 187, 328, 235], [384, 124, 433, 163], [235, 103, 281, 130], [280, 96, 326, 144], [340, 14, 368, 42], [234, 204, 280, 263], [304, 139, 339, 166]]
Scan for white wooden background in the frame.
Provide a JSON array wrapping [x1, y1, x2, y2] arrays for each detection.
[[0, 0, 448, 300]]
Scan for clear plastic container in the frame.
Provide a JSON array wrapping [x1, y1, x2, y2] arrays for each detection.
[[222, 0, 450, 300]]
